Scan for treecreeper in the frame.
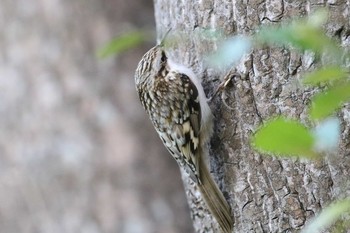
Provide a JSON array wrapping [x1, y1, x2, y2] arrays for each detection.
[[134, 32, 233, 233]]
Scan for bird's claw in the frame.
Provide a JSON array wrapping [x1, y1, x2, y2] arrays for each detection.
[[209, 70, 240, 108]]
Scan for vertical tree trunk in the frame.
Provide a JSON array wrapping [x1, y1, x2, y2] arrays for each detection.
[[153, 0, 350, 232]]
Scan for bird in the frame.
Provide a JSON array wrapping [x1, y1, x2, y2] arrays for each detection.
[[134, 31, 233, 233]]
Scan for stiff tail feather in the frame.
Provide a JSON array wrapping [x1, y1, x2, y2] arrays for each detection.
[[198, 157, 233, 233]]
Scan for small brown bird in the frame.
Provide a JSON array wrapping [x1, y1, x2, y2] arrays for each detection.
[[134, 32, 233, 233]]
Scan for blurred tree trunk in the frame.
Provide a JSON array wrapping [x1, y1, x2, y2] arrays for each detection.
[[154, 0, 350, 232]]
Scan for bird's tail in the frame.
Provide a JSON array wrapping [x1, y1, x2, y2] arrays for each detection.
[[198, 156, 233, 233]]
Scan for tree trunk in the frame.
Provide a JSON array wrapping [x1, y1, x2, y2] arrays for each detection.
[[153, 0, 350, 232]]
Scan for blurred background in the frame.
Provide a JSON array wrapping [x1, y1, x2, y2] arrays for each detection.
[[0, 0, 193, 232]]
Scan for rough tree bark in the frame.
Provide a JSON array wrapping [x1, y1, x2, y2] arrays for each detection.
[[154, 0, 350, 232]]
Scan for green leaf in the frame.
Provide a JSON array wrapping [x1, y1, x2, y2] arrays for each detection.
[[256, 26, 294, 46], [257, 23, 337, 54], [290, 24, 337, 53], [97, 31, 146, 58], [310, 81, 350, 120], [303, 67, 348, 85], [301, 199, 350, 233], [255, 9, 340, 56], [252, 117, 317, 159]]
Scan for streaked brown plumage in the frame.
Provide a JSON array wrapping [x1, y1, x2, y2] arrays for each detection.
[[135, 39, 233, 233]]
